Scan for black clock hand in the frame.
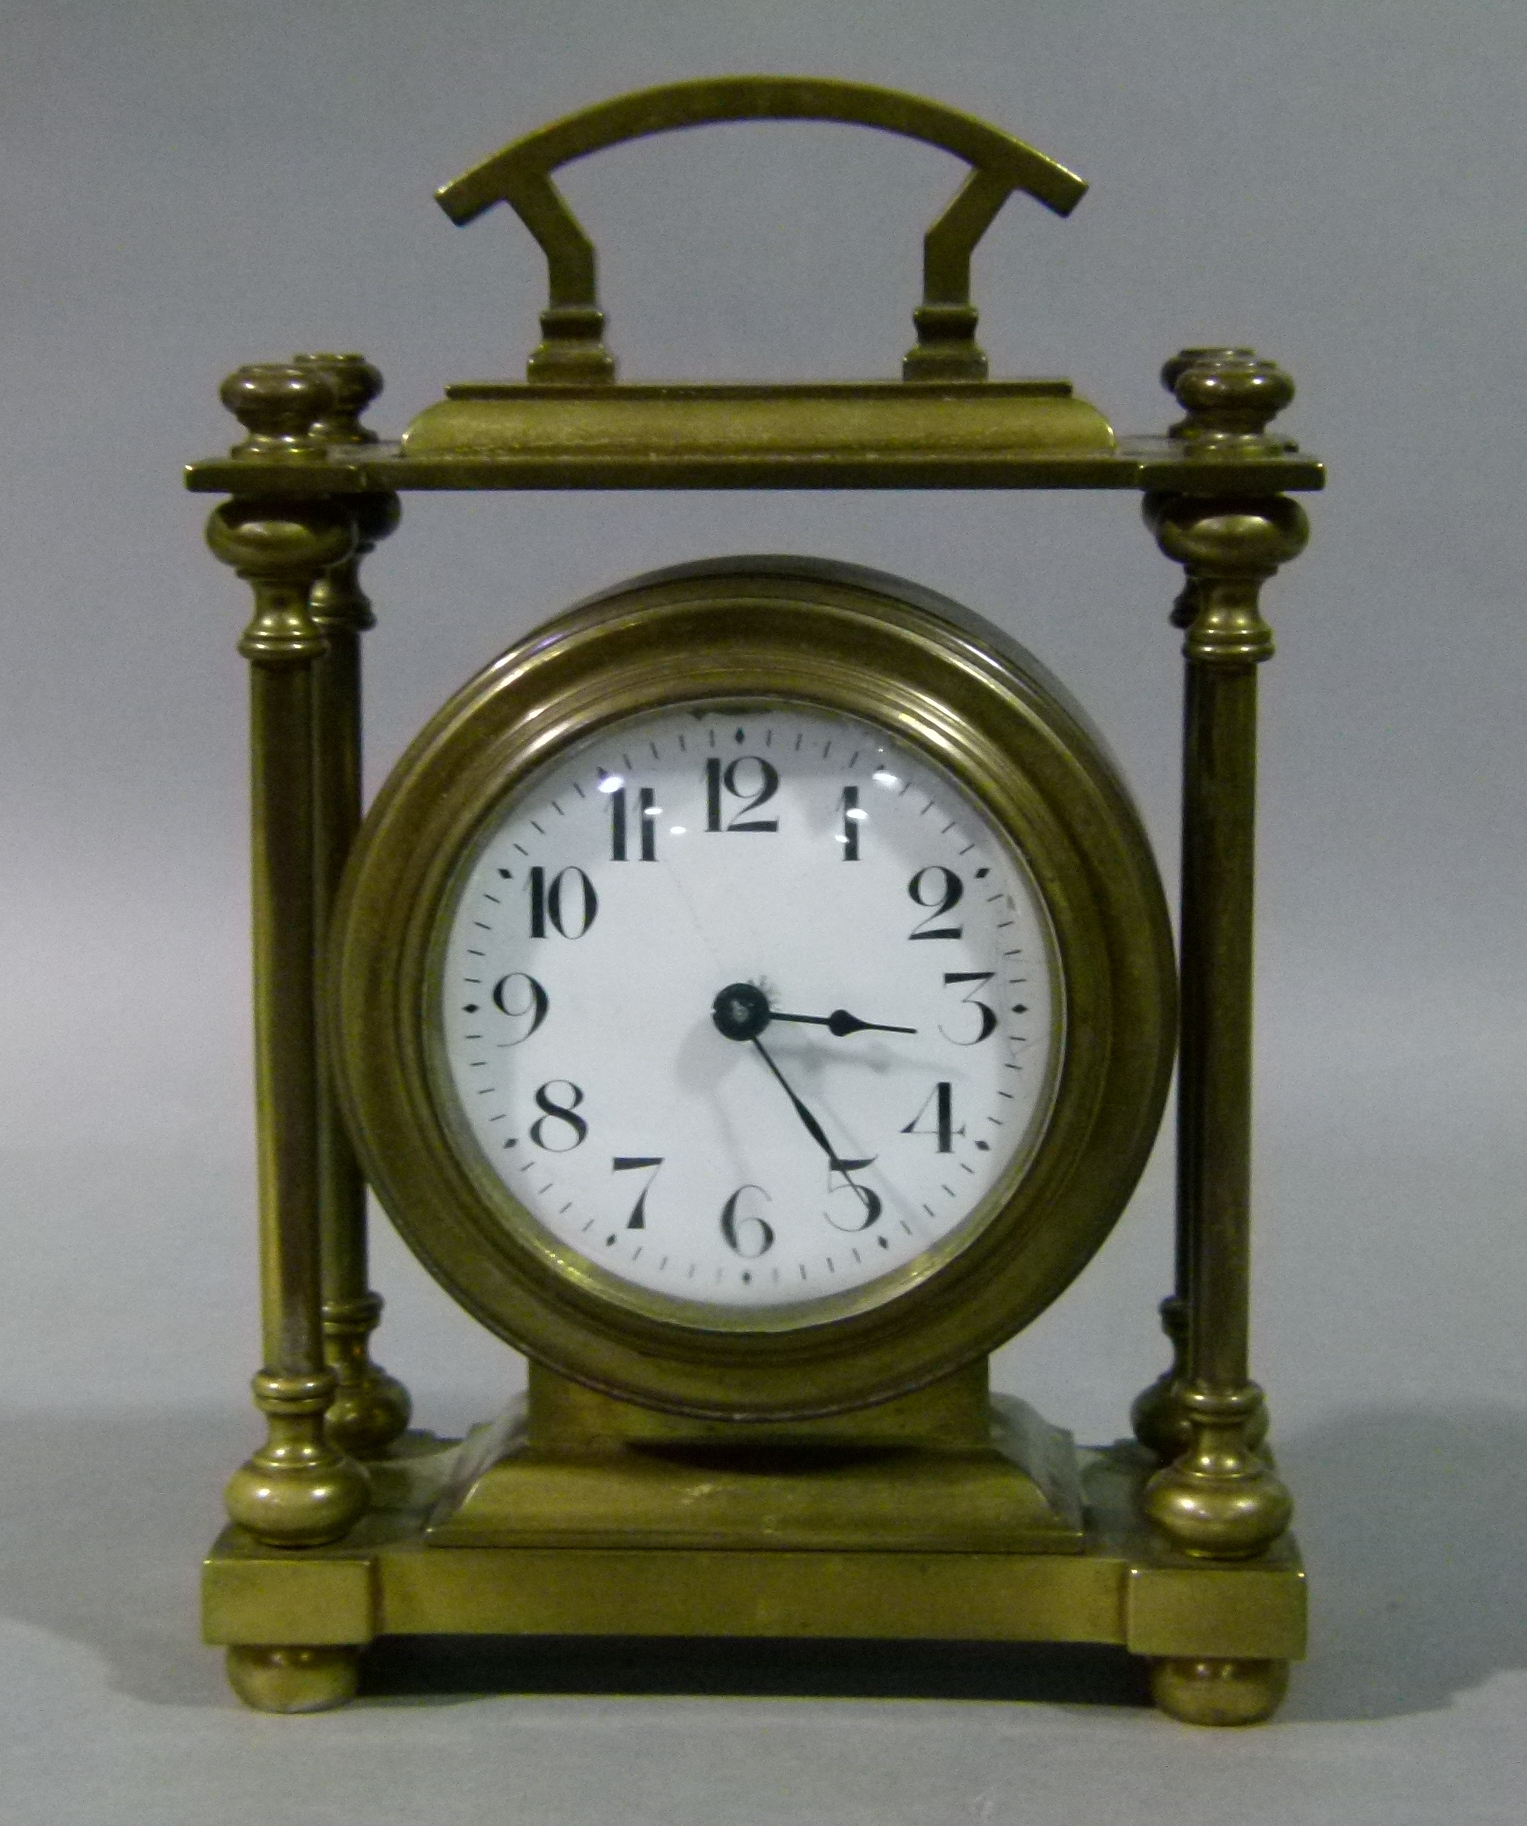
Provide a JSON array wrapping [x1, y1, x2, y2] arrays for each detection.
[[710, 982, 914, 1041], [713, 984, 877, 1188], [770, 1009, 917, 1037], [750, 1034, 874, 1191], [749, 1035, 842, 1165]]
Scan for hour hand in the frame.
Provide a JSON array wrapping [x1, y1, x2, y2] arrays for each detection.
[[711, 982, 915, 1042], [772, 1007, 917, 1038]]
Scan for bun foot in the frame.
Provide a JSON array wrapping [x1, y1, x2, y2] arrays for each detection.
[[1150, 1656, 1288, 1726], [226, 1644, 360, 1713]]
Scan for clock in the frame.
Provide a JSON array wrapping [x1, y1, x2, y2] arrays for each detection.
[[190, 78, 1321, 1727], [330, 559, 1175, 1418]]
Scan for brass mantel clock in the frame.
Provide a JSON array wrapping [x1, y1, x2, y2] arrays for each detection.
[[188, 78, 1321, 1726]]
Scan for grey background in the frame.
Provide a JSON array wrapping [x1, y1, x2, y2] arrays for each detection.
[[1, 0, 1523, 1820]]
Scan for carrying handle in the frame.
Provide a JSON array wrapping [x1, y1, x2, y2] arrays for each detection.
[[436, 77, 1086, 384]]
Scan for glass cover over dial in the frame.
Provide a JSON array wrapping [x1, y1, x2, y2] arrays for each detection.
[[436, 701, 1060, 1324]]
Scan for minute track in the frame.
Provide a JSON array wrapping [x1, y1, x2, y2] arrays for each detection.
[[439, 699, 1058, 1312]]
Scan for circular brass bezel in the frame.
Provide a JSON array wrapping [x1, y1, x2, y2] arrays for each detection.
[[423, 696, 1066, 1335], [331, 562, 1176, 1418]]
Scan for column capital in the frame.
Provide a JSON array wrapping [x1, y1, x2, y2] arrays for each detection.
[[1144, 493, 1309, 659], [207, 498, 354, 663]]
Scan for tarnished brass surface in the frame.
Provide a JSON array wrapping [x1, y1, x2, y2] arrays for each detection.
[[218, 363, 337, 463], [188, 427, 1322, 497], [206, 385, 369, 1546], [1135, 351, 1306, 1558], [527, 1358, 995, 1450], [434, 77, 1086, 383], [1148, 1657, 1290, 1727], [329, 559, 1176, 1419], [225, 1645, 361, 1715], [1132, 1295, 1191, 1461], [189, 67, 1322, 1711], [1164, 350, 1298, 456], [402, 380, 1114, 462], [300, 354, 412, 1460], [427, 1385, 1084, 1553], [204, 1437, 1304, 1719]]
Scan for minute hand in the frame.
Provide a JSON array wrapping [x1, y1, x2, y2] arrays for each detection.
[[750, 1036, 865, 1173], [769, 1009, 916, 1037]]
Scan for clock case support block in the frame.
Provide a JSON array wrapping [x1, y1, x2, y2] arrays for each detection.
[[188, 83, 1323, 1724], [429, 1363, 1085, 1552]]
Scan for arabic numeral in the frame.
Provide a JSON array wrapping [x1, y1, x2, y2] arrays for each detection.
[[529, 1080, 588, 1151], [612, 1156, 663, 1229], [939, 972, 998, 1044], [705, 756, 779, 832], [528, 866, 598, 938], [720, 1183, 775, 1257], [907, 867, 963, 940], [610, 786, 657, 861], [489, 972, 549, 1044], [826, 1157, 881, 1232], [901, 1081, 961, 1153]]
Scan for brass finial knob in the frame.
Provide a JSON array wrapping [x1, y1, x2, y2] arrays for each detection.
[[293, 352, 384, 445], [1163, 348, 1297, 453], [1159, 346, 1254, 398], [220, 362, 336, 460]]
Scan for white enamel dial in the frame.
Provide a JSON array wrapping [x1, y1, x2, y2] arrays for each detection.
[[436, 701, 1061, 1321]]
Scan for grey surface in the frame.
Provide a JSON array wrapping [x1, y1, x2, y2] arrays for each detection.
[[0, 0, 1523, 1820]]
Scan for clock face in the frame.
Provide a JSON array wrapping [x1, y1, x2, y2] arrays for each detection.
[[434, 700, 1061, 1327]]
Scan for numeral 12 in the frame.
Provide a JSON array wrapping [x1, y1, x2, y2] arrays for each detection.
[[705, 757, 780, 832]]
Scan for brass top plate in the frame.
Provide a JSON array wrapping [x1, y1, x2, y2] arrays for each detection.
[[186, 418, 1324, 496], [404, 379, 1113, 462]]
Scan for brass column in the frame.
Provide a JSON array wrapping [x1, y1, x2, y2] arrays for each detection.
[[296, 354, 412, 1458], [207, 363, 368, 1549], [1139, 351, 1306, 1561]]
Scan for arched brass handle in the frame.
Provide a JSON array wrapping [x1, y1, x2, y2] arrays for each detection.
[[436, 76, 1086, 384]]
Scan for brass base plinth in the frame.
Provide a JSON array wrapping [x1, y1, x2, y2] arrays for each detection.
[[205, 1431, 1304, 1723]]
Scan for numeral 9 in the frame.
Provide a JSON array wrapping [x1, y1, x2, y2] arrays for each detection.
[[490, 972, 549, 1044]]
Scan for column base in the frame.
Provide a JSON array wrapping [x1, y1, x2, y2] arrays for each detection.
[[225, 1369, 370, 1547], [1142, 1383, 1291, 1559], [323, 1293, 413, 1458], [325, 1366, 413, 1459]]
